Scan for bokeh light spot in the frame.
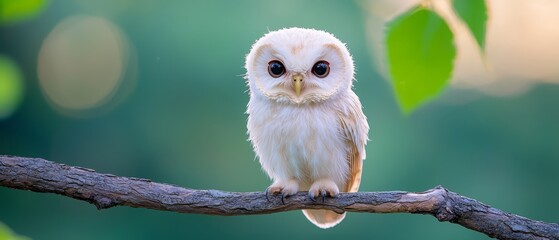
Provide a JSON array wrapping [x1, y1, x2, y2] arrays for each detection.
[[38, 15, 130, 115], [0, 55, 24, 119]]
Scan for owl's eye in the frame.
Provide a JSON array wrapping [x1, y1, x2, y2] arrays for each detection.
[[268, 60, 286, 78], [312, 61, 330, 78]]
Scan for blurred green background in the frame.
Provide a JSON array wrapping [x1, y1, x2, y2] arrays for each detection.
[[1, 0, 558, 239]]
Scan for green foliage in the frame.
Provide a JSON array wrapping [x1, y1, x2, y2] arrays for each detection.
[[0, 55, 24, 119], [453, 0, 488, 50], [384, 0, 489, 114], [0, 222, 30, 240], [0, 0, 47, 24], [385, 7, 455, 114]]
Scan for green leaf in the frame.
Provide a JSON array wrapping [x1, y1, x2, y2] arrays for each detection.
[[453, 0, 488, 49], [0, 0, 48, 24], [0, 222, 31, 240], [385, 7, 456, 114]]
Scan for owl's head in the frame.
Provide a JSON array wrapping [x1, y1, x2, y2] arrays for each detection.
[[245, 28, 354, 104]]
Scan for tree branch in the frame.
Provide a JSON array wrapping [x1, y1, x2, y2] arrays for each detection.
[[0, 155, 557, 239]]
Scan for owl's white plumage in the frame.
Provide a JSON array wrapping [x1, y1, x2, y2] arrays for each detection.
[[245, 28, 369, 228]]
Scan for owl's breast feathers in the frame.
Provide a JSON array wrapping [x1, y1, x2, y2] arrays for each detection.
[[247, 91, 368, 189]]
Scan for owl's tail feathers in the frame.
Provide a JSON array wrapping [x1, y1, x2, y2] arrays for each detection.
[[302, 209, 346, 229]]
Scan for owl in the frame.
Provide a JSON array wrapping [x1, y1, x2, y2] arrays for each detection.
[[245, 28, 369, 229]]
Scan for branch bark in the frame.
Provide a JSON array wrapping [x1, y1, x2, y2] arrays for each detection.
[[0, 155, 557, 239]]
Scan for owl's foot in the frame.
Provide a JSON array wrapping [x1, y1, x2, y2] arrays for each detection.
[[308, 179, 340, 203], [265, 179, 299, 204]]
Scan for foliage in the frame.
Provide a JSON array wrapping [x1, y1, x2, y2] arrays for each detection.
[[385, 0, 488, 114], [385, 8, 455, 114], [453, 0, 488, 50]]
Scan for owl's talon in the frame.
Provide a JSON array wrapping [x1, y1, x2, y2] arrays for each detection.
[[265, 188, 271, 202], [320, 189, 327, 203], [266, 180, 299, 205], [308, 179, 340, 203], [308, 193, 316, 202]]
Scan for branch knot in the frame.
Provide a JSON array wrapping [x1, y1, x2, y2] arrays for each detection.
[[432, 186, 456, 222]]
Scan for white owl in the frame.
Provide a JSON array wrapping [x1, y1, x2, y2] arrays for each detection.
[[245, 28, 369, 229]]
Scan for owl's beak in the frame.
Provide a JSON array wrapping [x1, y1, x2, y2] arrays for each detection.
[[292, 74, 304, 96]]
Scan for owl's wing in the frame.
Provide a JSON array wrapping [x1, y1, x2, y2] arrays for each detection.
[[344, 139, 362, 193], [338, 94, 369, 193]]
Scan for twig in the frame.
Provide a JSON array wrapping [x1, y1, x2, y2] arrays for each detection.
[[0, 155, 557, 239]]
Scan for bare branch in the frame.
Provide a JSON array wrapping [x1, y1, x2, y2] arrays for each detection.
[[0, 155, 557, 239]]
